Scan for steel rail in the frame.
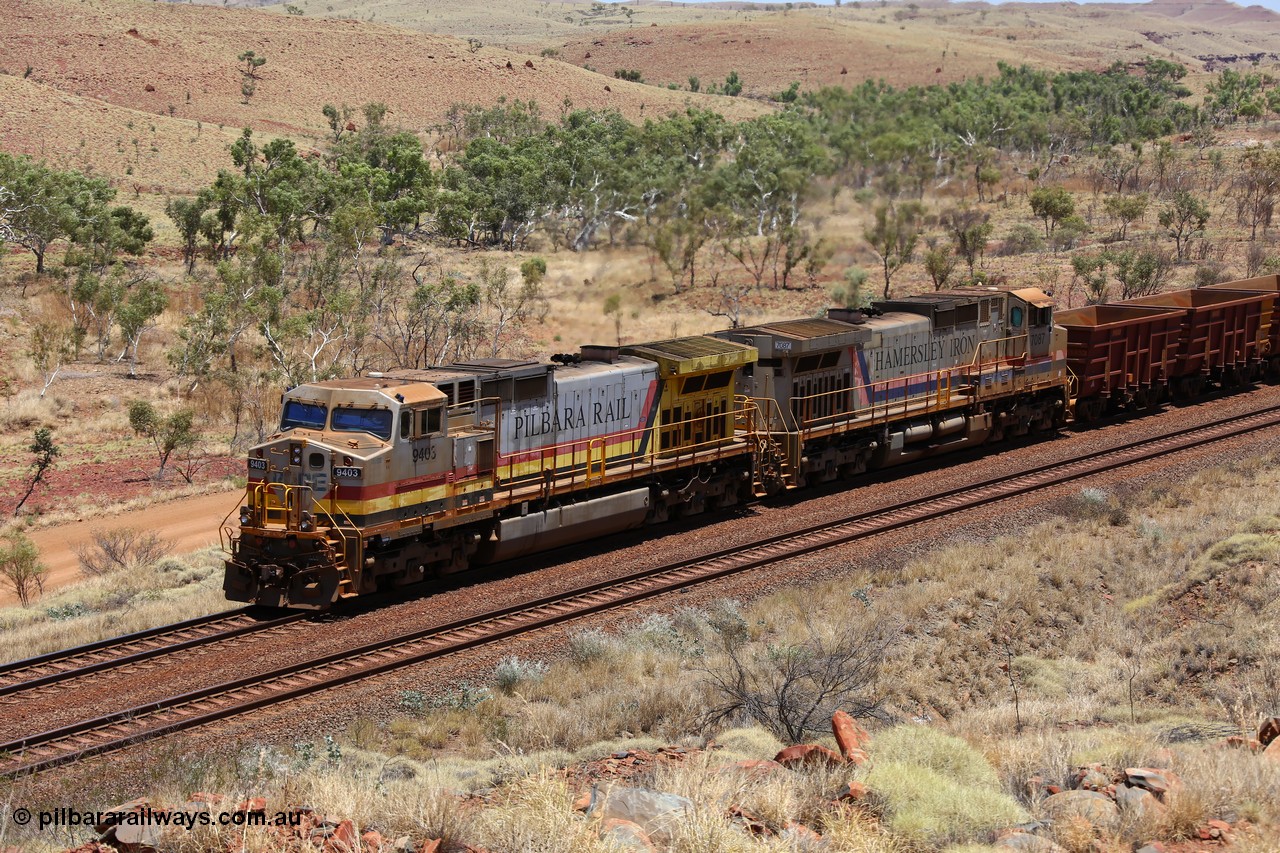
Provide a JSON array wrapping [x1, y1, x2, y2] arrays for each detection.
[[4, 404, 1279, 777], [0, 609, 307, 699]]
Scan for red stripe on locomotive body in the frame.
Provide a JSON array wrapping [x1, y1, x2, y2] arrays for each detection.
[[336, 468, 476, 499], [496, 377, 662, 466]]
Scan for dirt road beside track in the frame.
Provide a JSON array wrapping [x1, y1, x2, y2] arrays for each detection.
[[4, 490, 242, 606]]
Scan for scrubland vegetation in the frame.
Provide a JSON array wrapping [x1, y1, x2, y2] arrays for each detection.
[[6, 445, 1279, 851], [0, 546, 227, 662], [3, 57, 1280, 563]]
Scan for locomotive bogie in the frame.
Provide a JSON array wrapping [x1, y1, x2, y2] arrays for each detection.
[[225, 277, 1280, 610]]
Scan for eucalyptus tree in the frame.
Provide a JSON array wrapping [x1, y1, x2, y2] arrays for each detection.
[[0, 154, 118, 273]]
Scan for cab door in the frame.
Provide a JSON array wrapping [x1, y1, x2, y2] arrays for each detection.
[[1022, 299, 1053, 359]]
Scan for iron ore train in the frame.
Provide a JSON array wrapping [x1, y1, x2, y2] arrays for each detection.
[[224, 276, 1280, 609]]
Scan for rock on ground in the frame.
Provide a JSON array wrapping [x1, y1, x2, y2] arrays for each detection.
[[588, 786, 692, 844], [1041, 790, 1121, 832]]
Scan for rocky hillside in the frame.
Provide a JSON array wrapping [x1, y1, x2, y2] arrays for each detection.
[[53, 712, 1280, 853]]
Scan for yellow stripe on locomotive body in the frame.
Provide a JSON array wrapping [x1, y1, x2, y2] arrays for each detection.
[[225, 287, 1073, 609]]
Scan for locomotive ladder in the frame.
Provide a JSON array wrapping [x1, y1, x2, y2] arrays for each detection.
[[737, 396, 798, 496], [316, 486, 360, 598]]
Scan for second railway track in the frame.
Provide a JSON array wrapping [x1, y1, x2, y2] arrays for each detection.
[[5, 404, 1280, 778], [0, 608, 308, 699]]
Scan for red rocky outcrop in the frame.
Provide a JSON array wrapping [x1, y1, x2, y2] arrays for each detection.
[[774, 744, 844, 768], [1258, 716, 1280, 747], [831, 710, 870, 759]]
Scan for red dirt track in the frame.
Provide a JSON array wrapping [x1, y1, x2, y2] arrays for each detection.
[[2, 489, 242, 606]]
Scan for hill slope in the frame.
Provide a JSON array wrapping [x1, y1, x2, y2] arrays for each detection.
[[222, 0, 1280, 94], [0, 0, 762, 195], [0, 73, 247, 199]]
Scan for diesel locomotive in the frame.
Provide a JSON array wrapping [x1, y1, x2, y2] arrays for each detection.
[[224, 284, 1070, 608]]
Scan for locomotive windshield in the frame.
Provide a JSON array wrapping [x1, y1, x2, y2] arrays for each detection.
[[331, 407, 393, 441], [280, 400, 327, 431]]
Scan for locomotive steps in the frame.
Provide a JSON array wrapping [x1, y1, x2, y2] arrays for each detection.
[[5, 403, 1280, 777]]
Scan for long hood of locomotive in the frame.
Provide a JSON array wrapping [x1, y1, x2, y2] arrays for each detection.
[[490, 357, 662, 472], [850, 311, 1061, 390], [831, 313, 973, 406]]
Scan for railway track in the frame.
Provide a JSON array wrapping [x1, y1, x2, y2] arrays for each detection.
[[4, 404, 1279, 778], [0, 609, 307, 699]]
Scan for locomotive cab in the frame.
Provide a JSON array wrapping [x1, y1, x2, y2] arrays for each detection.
[[226, 378, 450, 609]]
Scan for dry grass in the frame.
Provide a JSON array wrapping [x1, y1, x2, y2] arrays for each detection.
[[836, 453, 1280, 726], [0, 546, 229, 663], [1163, 746, 1280, 833], [251, 0, 1280, 98], [4, 449, 1280, 848], [467, 771, 607, 853], [273, 0, 737, 48], [377, 614, 715, 761]]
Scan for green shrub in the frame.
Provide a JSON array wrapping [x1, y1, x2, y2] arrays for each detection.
[[432, 682, 492, 710], [873, 726, 1002, 788], [493, 655, 549, 694], [1059, 487, 1128, 526], [567, 628, 614, 665], [863, 760, 1026, 843], [999, 223, 1044, 256], [1051, 215, 1090, 251], [45, 602, 92, 620], [624, 613, 687, 650], [399, 690, 428, 714]]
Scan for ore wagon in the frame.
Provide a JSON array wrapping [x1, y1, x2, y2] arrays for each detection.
[[1054, 304, 1184, 420], [1125, 288, 1271, 394], [1204, 274, 1280, 377]]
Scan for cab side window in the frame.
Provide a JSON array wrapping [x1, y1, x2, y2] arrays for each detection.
[[399, 411, 411, 440], [421, 406, 443, 435]]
